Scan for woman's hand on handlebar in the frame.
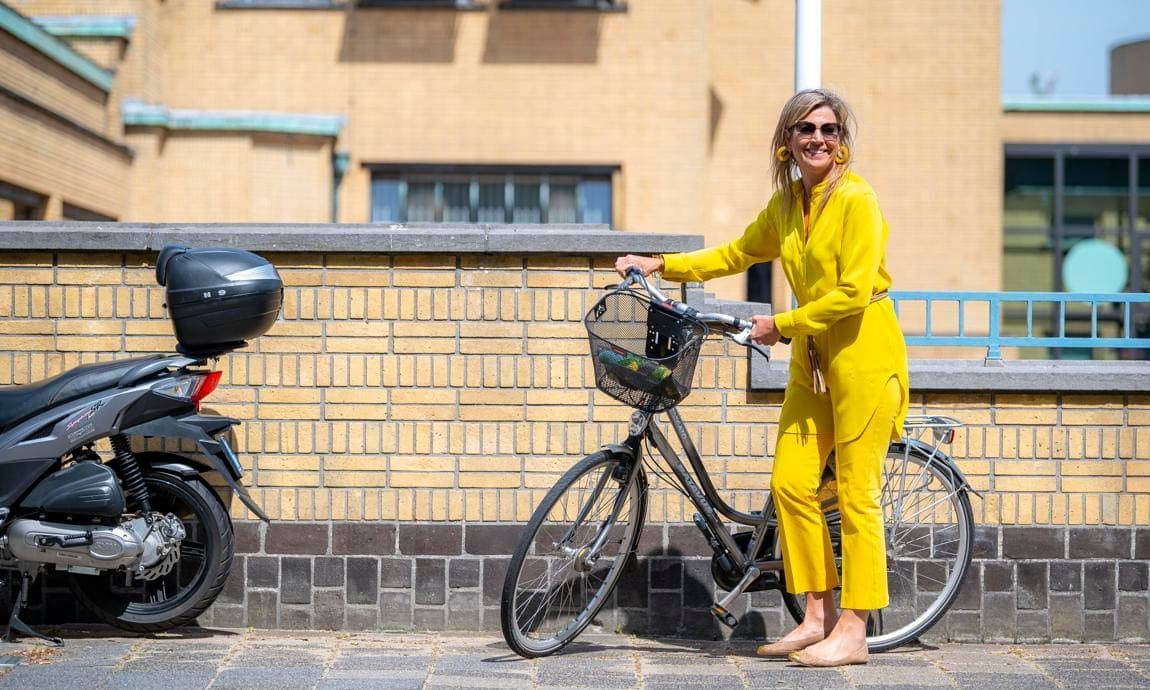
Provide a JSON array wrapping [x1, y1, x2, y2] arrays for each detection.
[[750, 314, 783, 346], [614, 254, 664, 278]]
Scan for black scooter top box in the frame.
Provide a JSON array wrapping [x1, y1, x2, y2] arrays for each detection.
[[156, 245, 283, 356]]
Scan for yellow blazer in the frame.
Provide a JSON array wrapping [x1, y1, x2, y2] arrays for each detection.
[[662, 171, 909, 444]]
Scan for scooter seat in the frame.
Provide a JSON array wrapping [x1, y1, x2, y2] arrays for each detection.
[[0, 355, 168, 433]]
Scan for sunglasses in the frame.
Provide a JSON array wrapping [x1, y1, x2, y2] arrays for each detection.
[[790, 121, 842, 139]]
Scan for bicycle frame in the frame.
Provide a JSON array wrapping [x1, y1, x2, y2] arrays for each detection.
[[640, 408, 773, 571]]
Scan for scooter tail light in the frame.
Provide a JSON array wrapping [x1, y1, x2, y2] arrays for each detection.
[[191, 370, 222, 405], [153, 371, 222, 409]]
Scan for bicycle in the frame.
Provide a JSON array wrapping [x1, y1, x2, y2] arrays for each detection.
[[500, 268, 977, 658]]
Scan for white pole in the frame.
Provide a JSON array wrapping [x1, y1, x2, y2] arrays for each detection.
[[795, 0, 821, 91], [776, 0, 822, 337]]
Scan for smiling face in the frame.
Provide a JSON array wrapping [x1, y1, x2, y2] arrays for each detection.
[[788, 105, 840, 186]]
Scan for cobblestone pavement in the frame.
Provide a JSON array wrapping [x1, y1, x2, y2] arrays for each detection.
[[1, 628, 1148, 689]]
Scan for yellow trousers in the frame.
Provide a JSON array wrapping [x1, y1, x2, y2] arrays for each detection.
[[770, 377, 901, 611]]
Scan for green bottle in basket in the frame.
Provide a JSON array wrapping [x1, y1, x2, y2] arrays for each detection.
[[598, 349, 672, 382]]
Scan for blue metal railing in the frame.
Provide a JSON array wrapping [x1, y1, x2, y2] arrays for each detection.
[[889, 291, 1150, 360]]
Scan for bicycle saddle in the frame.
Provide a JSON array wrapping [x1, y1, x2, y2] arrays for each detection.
[[0, 355, 167, 432]]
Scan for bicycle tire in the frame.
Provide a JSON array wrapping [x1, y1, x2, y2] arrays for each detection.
[[779, 442, 975, 652], [501, 449, 647, 658]]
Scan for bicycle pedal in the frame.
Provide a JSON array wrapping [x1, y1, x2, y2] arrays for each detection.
[[710, 604, 738, 629]]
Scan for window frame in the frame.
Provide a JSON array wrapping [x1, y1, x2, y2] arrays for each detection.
[[366, 163, 618, 227], [1004, 143, 1150, 295]]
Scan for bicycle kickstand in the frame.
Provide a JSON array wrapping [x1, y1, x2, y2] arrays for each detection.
[[710, 565, 761, 629], [3, 568, 64, 647]]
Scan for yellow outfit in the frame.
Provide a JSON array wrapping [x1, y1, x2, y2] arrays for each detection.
[[661, 170, 909, 610]]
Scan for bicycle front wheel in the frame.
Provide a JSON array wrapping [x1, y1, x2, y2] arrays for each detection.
[[500, 449, 647, 658], [780, 442, 975, 652]]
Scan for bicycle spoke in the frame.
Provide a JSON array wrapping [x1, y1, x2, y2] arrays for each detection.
[[891, 491, 957, 524]]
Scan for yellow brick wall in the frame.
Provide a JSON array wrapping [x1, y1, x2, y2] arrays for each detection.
[[0, 250, 1145, 529], [59, 37, 118, 70], [821, 0, 1003, 295], [0, 93, 128, 219], [0, 31, 109, 134], [146, 1, 713, 235], [125, 131, 332, 222]]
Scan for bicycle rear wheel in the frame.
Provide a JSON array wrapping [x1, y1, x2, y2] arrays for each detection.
[[500, 450, 646, 658], [780, 442, 974, 652]]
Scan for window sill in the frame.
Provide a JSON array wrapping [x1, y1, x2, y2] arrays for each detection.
[[215, 0, 346, 9], [215, 0, 490, 9], [498, 1, 626, 11], [356, 0, 487, 9]]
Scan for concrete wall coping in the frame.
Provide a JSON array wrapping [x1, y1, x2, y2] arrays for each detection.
[[0, 222, 705, 254], [751, 356, 1150, 393]]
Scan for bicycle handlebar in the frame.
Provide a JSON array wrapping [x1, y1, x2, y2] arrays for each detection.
[[618, 267, 791, 358]]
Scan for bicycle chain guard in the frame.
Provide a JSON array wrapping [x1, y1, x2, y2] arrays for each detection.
[[711, 531, 782, 593]]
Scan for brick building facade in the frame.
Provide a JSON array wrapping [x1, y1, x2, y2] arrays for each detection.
[[1, 0, 1010, 303]]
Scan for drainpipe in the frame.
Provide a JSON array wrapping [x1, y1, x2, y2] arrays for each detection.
[[795, 0, 821, 90], [331, 150, 350, 223]]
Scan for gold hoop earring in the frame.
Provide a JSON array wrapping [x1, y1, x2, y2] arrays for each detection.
[[835, 145, 850, 165], [776, 146, 790, 163]]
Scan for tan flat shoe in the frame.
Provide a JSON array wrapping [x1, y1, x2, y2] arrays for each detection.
[[788, 643, 869, 667], [755, 632, 825, 658]]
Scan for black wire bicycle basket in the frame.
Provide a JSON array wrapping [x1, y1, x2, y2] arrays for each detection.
[[584, 288, 708, 412]]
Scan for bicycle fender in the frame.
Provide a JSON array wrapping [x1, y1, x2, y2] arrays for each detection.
[[122, 414, 270, 522], [599, 443, 636, 460], [898, 440, 982, 499]]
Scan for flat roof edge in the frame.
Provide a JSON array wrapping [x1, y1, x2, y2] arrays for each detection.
[[1004, 97, 1150, 113], [32, 15, 137, 39], [122, 100, 347, 136]]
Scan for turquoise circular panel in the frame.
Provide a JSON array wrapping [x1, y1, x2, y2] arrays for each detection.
[[1062, 239, 1128, 293]]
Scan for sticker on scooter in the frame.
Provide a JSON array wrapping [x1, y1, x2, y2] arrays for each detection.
[[65, 400, 105, 432]]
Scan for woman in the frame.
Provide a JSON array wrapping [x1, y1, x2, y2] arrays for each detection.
[[615, 88, 908, 668]]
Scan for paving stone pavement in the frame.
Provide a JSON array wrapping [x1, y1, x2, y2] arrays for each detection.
[[0, 628, 1148, 689]]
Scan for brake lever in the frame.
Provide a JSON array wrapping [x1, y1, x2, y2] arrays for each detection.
[[731, 327, 768, 359], [732, 326, 790, 359]]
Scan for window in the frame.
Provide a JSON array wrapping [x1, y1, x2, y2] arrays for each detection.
[[1003, 147, 1148, 293], [368, 165, 615, 226], [1003, 145, 1150, 359], [1003, 156, 1054, 293], [0, 181, 46, 220], [63, 203, 115, 222]]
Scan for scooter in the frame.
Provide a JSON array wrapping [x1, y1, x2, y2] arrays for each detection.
[[0, 245, 281, 645]]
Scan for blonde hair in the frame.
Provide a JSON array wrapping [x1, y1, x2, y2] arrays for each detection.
[[770, 88, 856, 216]]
